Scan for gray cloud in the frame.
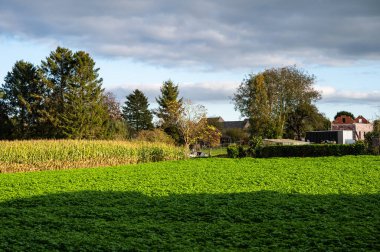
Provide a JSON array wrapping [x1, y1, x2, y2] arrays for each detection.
[[317, 86, 380, 104], [0, 0, 379, 69], [111, 83, 380, 108], [108, 82, 237, 104]]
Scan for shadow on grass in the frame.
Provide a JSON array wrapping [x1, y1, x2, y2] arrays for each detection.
[[0, 191, 379, 251]]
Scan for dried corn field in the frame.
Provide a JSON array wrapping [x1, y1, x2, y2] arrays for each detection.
[[0, 140, 188, 173]]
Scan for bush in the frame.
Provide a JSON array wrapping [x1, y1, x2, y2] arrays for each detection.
[[258, 142, 366, 158], [227, 144, 239, 158], [247, 136, 263, 157], [227, 144, 247, 158], [364, 132, 380, 155], [135, 129, 175, 145]]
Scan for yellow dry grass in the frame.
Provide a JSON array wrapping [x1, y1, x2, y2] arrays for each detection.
[[0, 140, 188, 173]]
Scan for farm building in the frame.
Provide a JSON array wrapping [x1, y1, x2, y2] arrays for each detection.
[[306, 130, 354, 144], [331, 115, 373, 141], [207, 117, 250, 144]]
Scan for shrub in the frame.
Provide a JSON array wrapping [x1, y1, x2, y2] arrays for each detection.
[[135, 129, 175, 145], [238, 145, 247, 158], [247, 136, 263, 157], [364, 132, 380, 155], [227, 144, 247, 158], [227, 144, 239, 158]]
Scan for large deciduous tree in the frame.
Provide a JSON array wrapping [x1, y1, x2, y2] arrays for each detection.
[[122, 89, 153, 134], [177, 99, 207, 149], [102, 92, 129, 139], [284, 103, 331, 140], [233, 66, 321, 138]]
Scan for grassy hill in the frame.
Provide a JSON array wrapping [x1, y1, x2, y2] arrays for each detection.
[[0, 156, 379, 250]]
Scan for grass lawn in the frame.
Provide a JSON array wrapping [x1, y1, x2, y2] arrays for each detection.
[[204, 147, 227, 157], [0, 156, 379, 250]]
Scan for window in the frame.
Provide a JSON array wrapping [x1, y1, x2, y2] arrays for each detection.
[[342, 118, 346, 123]]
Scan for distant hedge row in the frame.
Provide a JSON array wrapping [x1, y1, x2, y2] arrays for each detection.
[[227, 142, 367, 158]]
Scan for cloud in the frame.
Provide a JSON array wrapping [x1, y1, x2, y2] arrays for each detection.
[[316, 85, 380, 104], [107, 81, 238, 104], [0, 0, 379, 69]]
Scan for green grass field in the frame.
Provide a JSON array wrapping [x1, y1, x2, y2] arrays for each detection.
[[208, 147, 227, 157], [0, 156, 379, 250]]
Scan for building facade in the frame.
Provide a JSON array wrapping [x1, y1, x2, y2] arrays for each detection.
[[331, 115, 373, 141]]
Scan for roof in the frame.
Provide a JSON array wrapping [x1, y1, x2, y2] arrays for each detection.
[[332, 115, 371, 124], [354, 115, 370, 124], [223, 120, 249, 130], [207, 117, 224, 123]]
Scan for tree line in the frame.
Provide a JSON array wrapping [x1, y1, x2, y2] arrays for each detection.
[[1, 47, 334, 146], [0, 47, 220, 148], [0, 47, 124, 140]]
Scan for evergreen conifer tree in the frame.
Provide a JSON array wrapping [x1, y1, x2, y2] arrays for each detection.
[[122, 89, 153, 134], [41, 47, 109, 139], [60, 51, 108, 139], [0, 99, 12, 139], [155, 80, 183, 143], [1, 61, 48, 138], [41, 47, 76, 137]]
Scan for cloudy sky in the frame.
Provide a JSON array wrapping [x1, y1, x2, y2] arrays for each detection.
[[1, 0, 379, 120]]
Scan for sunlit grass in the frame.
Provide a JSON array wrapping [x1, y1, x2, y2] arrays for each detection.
[[0, 139, 187, 173], [0, 156, 379, 250]]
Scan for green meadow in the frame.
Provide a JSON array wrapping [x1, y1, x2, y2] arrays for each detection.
[[0, 156, 379, 251]]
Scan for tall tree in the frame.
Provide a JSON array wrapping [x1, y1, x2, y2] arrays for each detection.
[[155, 80, 183, 143], [285, 103, 330, 140], [0, 60, 48, 138], [40, 47, 109, 139], [102, 92, 129, 139], [177, 99, 208, 149], [41, 47, 76, 137], [60, 51, 108, 139], [247, 74, 274, 137], [122, 89, 153, 134], [0, 99, 12, 139], [233, 66, 321, 138]]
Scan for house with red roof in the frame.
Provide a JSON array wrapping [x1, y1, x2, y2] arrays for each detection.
[[331, 115, 373, 141]]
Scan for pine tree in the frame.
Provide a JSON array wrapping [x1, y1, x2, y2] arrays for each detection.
[[40, 48, 109, 139], [155, 80, 183, 143], [60, 51, 108, 139], [0, 99, 12, 139], [122, 89, 153, 134], [1, 60, 49, 138], [41, 47, 76, 137]]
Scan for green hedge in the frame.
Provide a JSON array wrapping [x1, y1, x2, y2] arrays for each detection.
[[258, 142, 366, 158], [227, 144, 247, 158]]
